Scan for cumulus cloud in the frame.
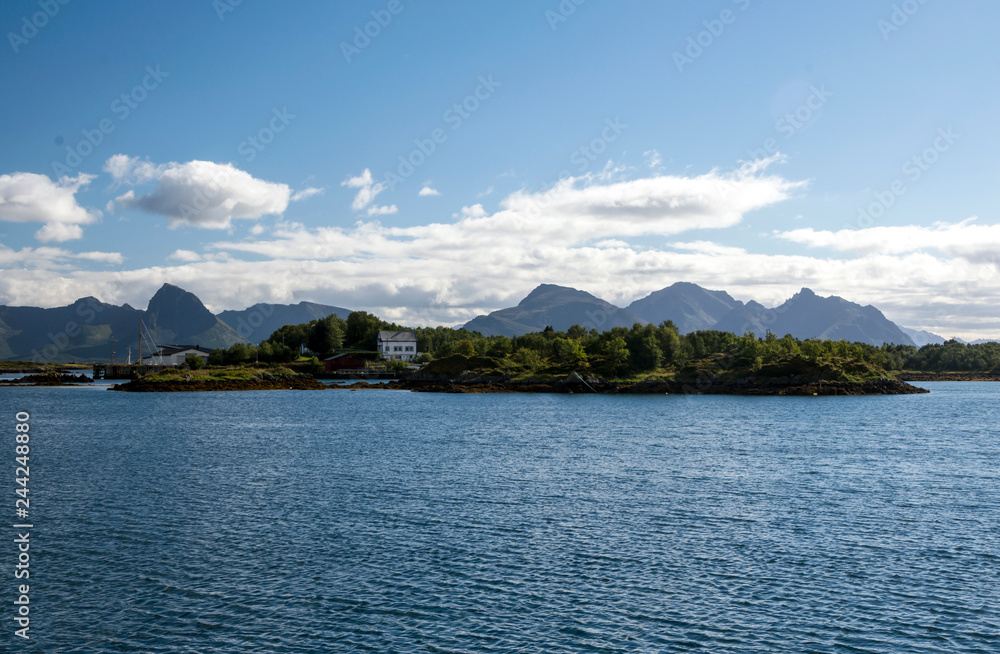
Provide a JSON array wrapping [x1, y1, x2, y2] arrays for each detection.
[[105, 155, 291, 229], [35, 222, 84, 243], [0, 172, 100, 241], [342, 168, 396, 215], [0, 244, 122, 267], [776, 218, 1000, 263], [169, 249, 202, 262], [419, 186, 441, 197]]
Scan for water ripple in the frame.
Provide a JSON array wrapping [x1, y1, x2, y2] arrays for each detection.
[[2, 383, 999, 652]]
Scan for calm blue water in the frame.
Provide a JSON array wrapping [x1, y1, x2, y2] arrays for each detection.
[[2, 383, 998, 652]]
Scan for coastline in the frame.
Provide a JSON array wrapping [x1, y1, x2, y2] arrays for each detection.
[[336, 375, 928, 396]]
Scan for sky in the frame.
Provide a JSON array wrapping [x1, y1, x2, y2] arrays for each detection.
[[1, 0, 999, 339]]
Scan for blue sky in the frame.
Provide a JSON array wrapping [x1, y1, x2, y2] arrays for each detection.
[[1, 0, 998, 338]]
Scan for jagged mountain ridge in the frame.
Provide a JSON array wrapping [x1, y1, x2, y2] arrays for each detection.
[[465, 283, 917, 347], [626, 282, 742, 334], [463, 284, 648, 337], [0, 284, 351, 362]]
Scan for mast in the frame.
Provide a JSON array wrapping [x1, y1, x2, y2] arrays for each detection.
[[138, 317, 142, 364]]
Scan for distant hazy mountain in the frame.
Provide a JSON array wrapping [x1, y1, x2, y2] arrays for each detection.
[[0, 283, 243, 363], [463, 284, 647, 337], [901, 327, 947, 347], [713, 300, 770, 336], [218, 301, 352, 344], [626, 282, 743, 333], [715, 288, 915, 346]]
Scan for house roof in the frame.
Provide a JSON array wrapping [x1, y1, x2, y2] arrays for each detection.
[[377, 330, 417, 342]]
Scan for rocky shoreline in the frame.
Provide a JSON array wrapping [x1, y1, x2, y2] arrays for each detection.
[[110, 376, 326, 392], [0, 368, 931, 395], [335, 372, 929, 396], [0, 372, 93, 386]]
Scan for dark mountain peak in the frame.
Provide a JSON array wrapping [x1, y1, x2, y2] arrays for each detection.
[[792, 287, 818, 299], [463, 284, 645, 337], [147, 283, 189, 306], [745, 300, 766, 310], [145, 283, 217, 335], [626, 282, 742, 334], [519, 284, 586, 306]]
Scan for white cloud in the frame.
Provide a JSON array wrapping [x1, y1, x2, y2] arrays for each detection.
[[342, 168, 396, 215], [0, 172, 100, 241], [0, 244, 122, 268], [169, 249, 202, 262], [776, 219, 1000, 263], [105, 156, 291, 229], [644, 149, 663, 169], [670, 241, 748, 256], [35, 222, 84, 243], [291, 187, 324, 202], [367, 204, 398, 216], [419, 186, 441, 197]]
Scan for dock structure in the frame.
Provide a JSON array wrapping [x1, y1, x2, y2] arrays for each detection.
[[92, 364, 170, 380]]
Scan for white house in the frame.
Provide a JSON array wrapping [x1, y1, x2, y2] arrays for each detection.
[[377, 331, 419, 362], [141, 345, 211, 366]]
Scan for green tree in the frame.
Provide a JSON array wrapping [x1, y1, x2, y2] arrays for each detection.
[[455, 339, 477, 357], [185, 353, 205, 370], [626, 329, 662, 372], [603, 336, 630, 376], [554, 337, 588, 366], [345, 311, 383, 350], [485, 336, 513, 359], [308, 315, 344, 356]]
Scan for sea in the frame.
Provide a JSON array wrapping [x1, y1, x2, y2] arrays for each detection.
[[1, 382, 998, 652]]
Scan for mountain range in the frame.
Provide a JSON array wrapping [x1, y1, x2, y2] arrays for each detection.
[[0, 284, 349, 363], [0, 281, 978, 363], [463, 282, 919, 346], [463, 284, 648, 336]]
